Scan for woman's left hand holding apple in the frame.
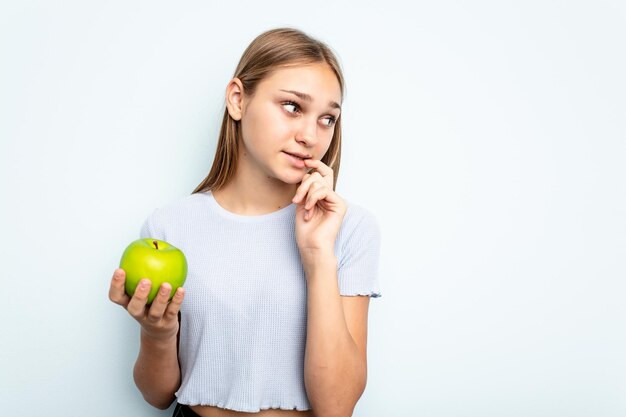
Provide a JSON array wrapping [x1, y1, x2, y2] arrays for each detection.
[[108, 268, 185, 342], [108, 268, 184, 408]]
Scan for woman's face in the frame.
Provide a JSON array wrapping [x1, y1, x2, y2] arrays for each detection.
[[234, 63, 342, 185]]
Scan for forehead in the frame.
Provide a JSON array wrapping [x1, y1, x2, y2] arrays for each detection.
[[259, 63, 342, 104]]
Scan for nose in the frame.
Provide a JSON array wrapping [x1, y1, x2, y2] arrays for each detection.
[[295, 116, 318, 147]]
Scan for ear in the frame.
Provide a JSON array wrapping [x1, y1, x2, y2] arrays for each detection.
[[225, 77, 244, 121]]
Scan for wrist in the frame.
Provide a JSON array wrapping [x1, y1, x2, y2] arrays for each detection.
[[140, 327, 178, 349], [300, 249, 337, 274], [300, 246, 335, 260]]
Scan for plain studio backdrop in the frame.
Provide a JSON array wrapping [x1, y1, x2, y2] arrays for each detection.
[[1, 1, 624, 416]]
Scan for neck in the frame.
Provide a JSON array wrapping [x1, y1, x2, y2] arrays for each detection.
[[211, 159, 300, 216]]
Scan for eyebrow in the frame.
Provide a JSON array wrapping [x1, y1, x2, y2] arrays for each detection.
[[279, 89, 341, 111]]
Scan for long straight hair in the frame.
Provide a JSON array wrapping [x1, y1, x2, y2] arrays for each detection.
[[192, 28, 345, 194]]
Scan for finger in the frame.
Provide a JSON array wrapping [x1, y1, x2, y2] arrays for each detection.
[[303, 184, 330, 221], [300, 173, 312, 183], [164, 287, 185, 321], [126, 279, 152, 318], [304, 181, 327, 210], [146, 283, 172, 322], [293, 172, 324, 204], [293, 173, 312, 203], [109, 268, 130, 307], [305, 187, 344, 220], [304, 159, 334, 185], [303, 158, 332, 173]]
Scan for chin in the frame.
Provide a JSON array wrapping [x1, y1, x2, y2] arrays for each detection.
[[284, 175, 306, 185], [276, 171, 306, 185]]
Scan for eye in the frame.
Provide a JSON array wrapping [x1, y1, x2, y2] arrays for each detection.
[[322, 116, 337, 128], [282, 101, 301, 115], [283, 100, 337, 128]]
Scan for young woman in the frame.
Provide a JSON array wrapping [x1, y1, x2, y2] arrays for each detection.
[[109, 27, 382, 417]]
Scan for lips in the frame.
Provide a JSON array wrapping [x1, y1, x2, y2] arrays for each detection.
[[284, 151, 311, 160], [283, 152, 308, 168]]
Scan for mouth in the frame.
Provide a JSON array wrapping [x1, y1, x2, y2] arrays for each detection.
[[283, 151, 310, 168], [283, 151, 311, 160]]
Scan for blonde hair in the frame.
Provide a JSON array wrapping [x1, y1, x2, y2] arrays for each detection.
[[192, 27, 345, 194]]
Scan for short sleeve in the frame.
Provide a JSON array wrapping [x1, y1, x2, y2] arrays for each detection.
[[337, 210, 382, 298], [139, 209, 162, 240]]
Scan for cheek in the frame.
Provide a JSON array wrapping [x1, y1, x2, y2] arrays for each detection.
[[242, 107, 291, 147], [318, 130, 335, 151]]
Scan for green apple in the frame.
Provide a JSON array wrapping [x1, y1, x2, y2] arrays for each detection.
[[119, 238, 188, 304]]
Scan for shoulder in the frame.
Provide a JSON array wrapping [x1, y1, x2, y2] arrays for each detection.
[[337, 198, 381, 248], [342, 199, 380, 234], [146, 192, 209, 220], [140, 192, 210, 236]]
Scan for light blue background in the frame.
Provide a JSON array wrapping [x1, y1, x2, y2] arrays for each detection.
[[1, 1, 624, 416]]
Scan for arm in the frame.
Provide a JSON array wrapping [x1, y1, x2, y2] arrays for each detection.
[[293, 159, 378, 416], [133, 318, 181, 409], [302, 251, 370, 417], [109, 268, 185, 410]]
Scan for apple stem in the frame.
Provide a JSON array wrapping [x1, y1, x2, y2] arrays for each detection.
[[153, 240, 159, 250]]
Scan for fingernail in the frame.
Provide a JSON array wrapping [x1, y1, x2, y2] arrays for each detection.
[[160, 286, 169, 295], [140, 279, 150, 289]]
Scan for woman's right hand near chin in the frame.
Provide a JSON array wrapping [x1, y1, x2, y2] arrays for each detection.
[[108, 268, 185, 342]]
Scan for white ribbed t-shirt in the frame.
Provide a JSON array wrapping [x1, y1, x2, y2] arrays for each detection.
[[139, 190, 382, 412]]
